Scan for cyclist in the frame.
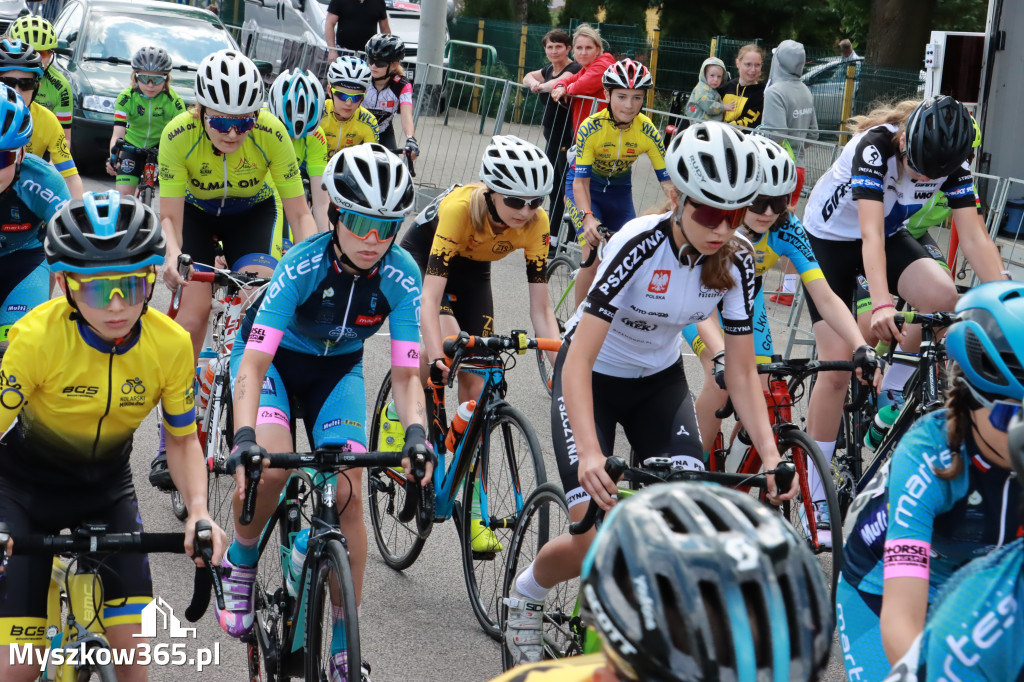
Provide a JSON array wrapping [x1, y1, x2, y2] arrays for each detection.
[[0, 38, 82, 199], [836, 280, 1024, 679], [363, 33, 418, 158], [218, 145, 431, 682], [267, 68, 331, 230], [107, 46, 185, 197], [802, 96, 1007, 489], [493, 482, 833, 681], [322, 56, 379, 159], [7, 15, 72, 147], [565, 58, 674, 307], [503, 122, 798, 666], [0, 83, 68, 348], [682, 135, 879, 545], [0, 191, 227, 682]]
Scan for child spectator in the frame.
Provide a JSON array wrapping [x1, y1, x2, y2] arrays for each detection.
[[686, 57, 735, 121]]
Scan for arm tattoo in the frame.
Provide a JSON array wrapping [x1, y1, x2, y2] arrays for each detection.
[[236, 373, 248, 401]]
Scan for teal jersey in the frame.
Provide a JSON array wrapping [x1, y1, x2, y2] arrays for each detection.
[[113, 87, 187, 149]]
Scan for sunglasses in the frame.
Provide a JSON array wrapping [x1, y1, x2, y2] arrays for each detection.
[[136, 73, 168, 86], [685, 199, 746, 229], [337, 209, 403, 241], [331, 89, 364, 103], [989, 400, 1021, 433], [0, 150, 18, 169], [0, 76, 38, 91], [748, 195, 790, 215], [502, 196, 544, 211], [65, 272, 155, 308], [371, 60, 390, 68], [205, 115, 256, 134]]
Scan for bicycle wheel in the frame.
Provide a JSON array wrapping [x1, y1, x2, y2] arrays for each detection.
[[499, 482, 579, 671], [366, 370, 428, 570], [461, 403, 546, 641], [205, 370, 237, 541], [774, 428, 843, 603], [545, 255, 576, 331], [137, 183, 155, 207], [73, 640, 117, 682], [305, 538, 360, 682], [833, 377, 872, 522]]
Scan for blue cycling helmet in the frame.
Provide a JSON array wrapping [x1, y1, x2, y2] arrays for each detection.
[[581, 482, 833, 682], [946, 281, 1024, 404], [0, 83, 33, 150], [0, 38, 43, 77], [268, 68, 325, 139]]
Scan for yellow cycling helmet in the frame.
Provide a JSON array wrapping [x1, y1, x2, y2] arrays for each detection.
[[9, 16, 58, 52], [971, 113, 982, 149]]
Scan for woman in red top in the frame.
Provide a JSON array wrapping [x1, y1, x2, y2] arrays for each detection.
[[549, 24, 615, 135]]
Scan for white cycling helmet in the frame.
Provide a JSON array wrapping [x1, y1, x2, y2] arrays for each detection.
[[479, 134, 553, 198], [268, 69, 325, 139], [666, 121, 761, 209], [327, 56, 372, 91], [195, 49, 264, 115], [323, 143, 414, 218], [750, 135, 797, 197]]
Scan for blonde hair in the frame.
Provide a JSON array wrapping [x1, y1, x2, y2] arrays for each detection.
[[848, 100, 920, 178], [734, 44, 765, 80], [572, 23, 603, 52], [468, 183, 542, 234]]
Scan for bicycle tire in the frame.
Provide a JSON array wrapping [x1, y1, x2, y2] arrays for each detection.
[[138, 184, 155, 208], [499, 482, 578, 671], [305, 538, 360, 682], [205, 369, 236, 542], [75, 640, 117, 682], [774, 428, 843, 605], [366, 370, 428, 571], [833, 377, 871, 522], [545, 255, 576, 332], [461, 403, 546, 641]]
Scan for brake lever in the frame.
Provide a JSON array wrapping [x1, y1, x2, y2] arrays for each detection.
[[238, 449, 264, 526]]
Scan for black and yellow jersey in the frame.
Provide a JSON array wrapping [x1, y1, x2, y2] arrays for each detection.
[[489, 655, 603, 682], [0, 298, 196, 485]]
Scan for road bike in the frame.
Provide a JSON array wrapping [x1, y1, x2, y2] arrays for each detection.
[[366, 331, 558, 640], [497, 455, 795, 670], [237, 446, 429, 681], [109, 141, 159, 206]]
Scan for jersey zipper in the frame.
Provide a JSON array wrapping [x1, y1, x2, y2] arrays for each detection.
[[327, 277, 358, 356], [219, 154, 228, 216], [146, 97, 153, 146], [92, 349, 116, 457]]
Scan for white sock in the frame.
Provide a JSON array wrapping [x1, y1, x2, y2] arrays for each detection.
[[782, 273, 798, 293], [881, 348, 916, 393], [515, 562, 551, 602]]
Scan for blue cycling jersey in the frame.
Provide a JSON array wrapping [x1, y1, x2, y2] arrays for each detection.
[[0, 153, 71, 256]]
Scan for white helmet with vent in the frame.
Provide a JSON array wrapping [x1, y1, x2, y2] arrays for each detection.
[[666, 121, 761, 209], [194, 49, 264, 115], [479, 135, 553, 198]]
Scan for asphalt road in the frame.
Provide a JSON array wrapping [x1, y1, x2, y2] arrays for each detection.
[[77, 170, 848, 681]]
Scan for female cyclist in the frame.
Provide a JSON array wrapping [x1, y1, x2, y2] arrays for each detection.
[[0, 192, 226, 682], [107, 46, 186, 196], [267, 68, 331, 230], [0, 83, 69, 349], [548, 23, 615, 137], [321, 56, 379, 158], [502, 121, 797, 666], [7, 15, 71, 145], [837, 280, 1024, 680], [218, 145, 430, 682], [363, 34, 418, 158], [565, 58, 674, 307], [802, 96, 1007, 484]]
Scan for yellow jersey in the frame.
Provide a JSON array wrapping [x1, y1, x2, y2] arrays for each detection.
[[574, 109, 669, 182], [488, 655, 603, 682], [320, 101, 378, 159], [293, 125, 329, 178], [27, 101, 77, 178]]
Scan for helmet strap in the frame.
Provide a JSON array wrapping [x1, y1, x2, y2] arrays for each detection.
[[672, 201, 701, 266], [604, 94, 632, 128], [483, 191, 506, 227]]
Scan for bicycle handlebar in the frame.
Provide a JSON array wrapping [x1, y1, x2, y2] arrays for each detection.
[[579, 224, 611, 268], [388, 147, 416, 178], [435, 331, 562, 388], [714, 357, 860, 420], [874, 310, 956, 356], [168, 254, 273, 319]]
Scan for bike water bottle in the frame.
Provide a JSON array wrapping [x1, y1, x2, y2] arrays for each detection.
[[725, 428, 753, 473], [286, 528, 310, 597], [445, 400, 477, 452], [864, 403, 901, 451], [379, 401, 405, 452]]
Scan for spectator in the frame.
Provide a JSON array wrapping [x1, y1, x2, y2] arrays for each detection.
[[523, 29, 581, 235], [685, 56, 735, 121], [325, 0, 391, 63], [550, 23, 615, 138], [839, 38, 860, 60], [717, 43, 766, 129]]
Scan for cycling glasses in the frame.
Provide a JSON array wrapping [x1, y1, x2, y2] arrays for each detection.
[[0, 76, 39, 91], [337, 209, 403, 241], [990, 400, 1021, 433], [371, 60, 390, 68], [0, 150, 19, 170], [685, 199, 746, 229], [136, 73, 168, 86], [502, 196, 544, 211], [65, 272, 155, 308], [748, 195, 790, 215], [331, 89, 364, 103], [205, 115, 257, 134]]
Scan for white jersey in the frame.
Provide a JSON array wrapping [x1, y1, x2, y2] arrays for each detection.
[[566, 212, 756, 378]]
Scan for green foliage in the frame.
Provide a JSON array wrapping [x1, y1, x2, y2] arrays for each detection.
[[560, 0, 601, 23], [459, 0, 549, 22], [526, 0, 551, 24], [826, 0, 986, 46]]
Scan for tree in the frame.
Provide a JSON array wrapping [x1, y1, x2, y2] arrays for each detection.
[[865, 0, 938, 67]]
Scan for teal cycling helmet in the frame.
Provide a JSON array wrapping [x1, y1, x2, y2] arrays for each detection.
[[268, 69, 325, 139], [0, 83, 33, 150], [946, 281, 1024, 404], [581, 482, 833, 682]]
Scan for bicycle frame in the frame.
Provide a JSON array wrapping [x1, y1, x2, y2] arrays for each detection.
[[42, 558, 113, 681]]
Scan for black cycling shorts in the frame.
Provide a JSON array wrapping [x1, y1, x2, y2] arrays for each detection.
[[404, 235, 495, 337], [549, 341, 703, 509], [181, 197, 280, 271], [0, 469, 151, 620], [852, 231, 948, 313], [805, 228, 933, 324]]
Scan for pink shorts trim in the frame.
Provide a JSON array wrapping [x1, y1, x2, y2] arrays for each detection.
[[245, 325, 285, 355], [391, 340, 421, 368], [256, 407, 289, 429], [883, 539, 931, 580]]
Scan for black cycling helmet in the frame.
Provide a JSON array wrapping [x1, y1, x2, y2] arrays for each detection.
[[46, 191, 165, 274], [581, 482, 833, 682], [905, 96, 974, 179], [132, 45, 172, 74], [0, 38, 43, 77], [365, 33, 405, 64]]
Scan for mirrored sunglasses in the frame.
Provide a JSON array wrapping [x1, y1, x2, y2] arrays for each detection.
[[371, 60, 390, 68], [136, 73, 168, 86], [989, 400, 1021, 433], [66, 272, 155, 308], [332, 89, 364, 103], [685, 198, 746, 229], [748, 195, 789, 215], [338, 209, 403, 241], [0, 76, 38, 91], [205, 115, 256, 134], [502, 196, 544, 210], [0, 150, 19, 170]]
